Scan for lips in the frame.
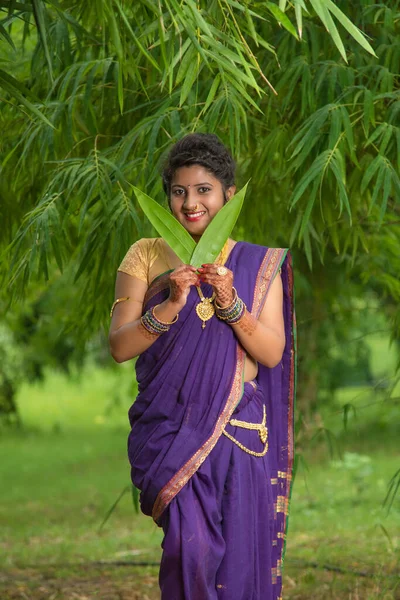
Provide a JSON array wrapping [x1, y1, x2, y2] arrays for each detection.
[[184, 211, 206, 222]]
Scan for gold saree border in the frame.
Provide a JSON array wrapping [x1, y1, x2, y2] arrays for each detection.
[[251, 248, 286, 317], [151, 246, 286, 523], [152, 345, 245, 522], [281, 249, 297, 569], [250, 247, 296, 578]]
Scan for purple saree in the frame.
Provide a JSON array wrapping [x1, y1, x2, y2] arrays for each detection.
[[127, 241, 297, 599]]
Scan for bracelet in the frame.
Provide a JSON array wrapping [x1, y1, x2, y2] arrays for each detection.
[[214, 287, 246, 324], [153, 305, 179, 325], [140, 305, 179, 335], [110, 297, 130, 317], [214, 287, 238, 312]]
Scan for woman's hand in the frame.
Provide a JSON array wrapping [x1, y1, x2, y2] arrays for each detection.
[[168, 265, 200, 308], [198, 264, 234, 308]]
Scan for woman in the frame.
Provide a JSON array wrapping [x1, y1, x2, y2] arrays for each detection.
[[109, 133, 297, 600]]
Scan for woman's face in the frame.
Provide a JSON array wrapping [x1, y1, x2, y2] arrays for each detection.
[[169, 165, 236, 242]]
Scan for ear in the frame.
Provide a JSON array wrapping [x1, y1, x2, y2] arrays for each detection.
[[226, 185, 236, 200]]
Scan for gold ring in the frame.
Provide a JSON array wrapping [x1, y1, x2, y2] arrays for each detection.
[[217, 266, 228, 276]]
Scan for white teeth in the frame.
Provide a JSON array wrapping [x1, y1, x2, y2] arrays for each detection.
[[186, 211, 205, 217]]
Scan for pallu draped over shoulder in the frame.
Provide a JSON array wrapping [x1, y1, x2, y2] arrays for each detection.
[[127, 240, 297, 600]]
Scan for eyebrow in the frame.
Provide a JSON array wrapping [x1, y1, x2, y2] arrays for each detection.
[[171, 182, 214, 188]]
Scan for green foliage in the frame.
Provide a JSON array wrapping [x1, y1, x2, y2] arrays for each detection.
[[0, 0, 399, 417]]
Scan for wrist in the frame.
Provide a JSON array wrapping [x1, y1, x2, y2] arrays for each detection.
[[163, 298, 184, 315], [215, 291, 234, 309], [214, 288, 246, 324]]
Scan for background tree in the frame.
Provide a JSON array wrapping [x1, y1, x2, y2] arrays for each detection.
[[0, 0, 399, 423]]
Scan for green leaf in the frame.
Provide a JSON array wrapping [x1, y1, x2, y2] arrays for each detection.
[[130, 185, 196, 263], [266, 2, 298, 40], [190, 182, 249, 267], [369, 162, 385, 214], [114, 0, 161, 72], [202, 74, 221, 114], [294, 1, 303, 38], [325, 0, 377, 58], [0, 22, 16, 51], [378, 167, 392, 226], [179, 56, 199, 106], [32, 0, 54, 82], [361, 156, 380, 194], [310, 0, 347, 62], [0, 69, 54, 128]]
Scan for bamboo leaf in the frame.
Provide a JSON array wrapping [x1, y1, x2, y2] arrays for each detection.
[[190, 182, 249, 267], [0, 22, 16, 50], [179, 53, 200, 105], [32, 0, 54, 82], [0, 70, 54, 128], [369, 162, 385, 214], [330, 151, 352, 223], [361, 156, 381, 194], [130, 185, 196, 263], [114, 0, 161, 72], [299, 178, 319, 239], [266, 2, 298, 40], [202, 73, 221, 113], [363, 88, 375, 137], [325, 0, 377, 58], [303, 226, 313, 269], [310, 0, 347, 62], [378, 167, 392, 226], [294, 1, 303, 38]]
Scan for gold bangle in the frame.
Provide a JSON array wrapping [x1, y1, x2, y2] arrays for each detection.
[[153, 304, 179, 325], [110, 297, 130, 317]]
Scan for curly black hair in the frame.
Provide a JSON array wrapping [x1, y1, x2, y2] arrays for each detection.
[[162, 133, 236, 203]]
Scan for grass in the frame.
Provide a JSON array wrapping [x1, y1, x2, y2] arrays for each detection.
[[0, 356, 399, 599]]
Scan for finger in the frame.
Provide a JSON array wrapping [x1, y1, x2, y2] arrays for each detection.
[[174, 278, 199, 289], [172, 270, 198, 281], [201, 273, 228, 284]]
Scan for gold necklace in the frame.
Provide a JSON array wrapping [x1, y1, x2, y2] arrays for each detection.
[[195, 239, 230, 330], [195, 287, 217, 329], [161, 238, 231, 329]]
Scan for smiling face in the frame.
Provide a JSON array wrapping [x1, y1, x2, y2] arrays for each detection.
[[169, 165, 236, 242]]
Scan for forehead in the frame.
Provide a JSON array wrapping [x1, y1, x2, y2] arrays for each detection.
[[171, 165, 220, 186]]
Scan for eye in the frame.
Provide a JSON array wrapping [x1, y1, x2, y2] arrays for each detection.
[[172, 188, 185, 196], [198, 187, 211, 194]]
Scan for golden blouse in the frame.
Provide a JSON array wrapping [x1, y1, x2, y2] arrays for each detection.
[[118, 238, 169, 286]]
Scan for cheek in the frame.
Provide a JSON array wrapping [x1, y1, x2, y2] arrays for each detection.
[[207, 194, 225, 213], [169, 197, 181, 214]]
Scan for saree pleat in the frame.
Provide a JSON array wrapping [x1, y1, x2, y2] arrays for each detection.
[[127, 241, 297, 599]]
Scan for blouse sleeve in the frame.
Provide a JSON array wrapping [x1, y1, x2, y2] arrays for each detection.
[[117, 240, 148, 283]]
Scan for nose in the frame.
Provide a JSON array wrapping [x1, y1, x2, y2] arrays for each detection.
[[183, 190, 198, 210]]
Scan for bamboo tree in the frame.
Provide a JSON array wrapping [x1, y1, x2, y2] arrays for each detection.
[[0, 1, 399, 415]]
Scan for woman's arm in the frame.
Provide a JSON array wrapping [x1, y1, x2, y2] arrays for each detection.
[[199, 263, 285, 369], [229, 272, 285, 368], [109, 266, 200, 363]]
